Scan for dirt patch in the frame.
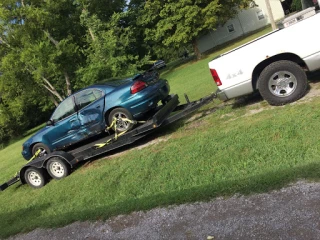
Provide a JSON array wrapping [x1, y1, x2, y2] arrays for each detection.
[[223, 82, 320, 121], [184, 119, 208, 130], [292, 83, 320, 105]]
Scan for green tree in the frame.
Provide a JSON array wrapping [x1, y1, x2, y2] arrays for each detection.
[[139, 0, 251, 59], [0, 0, 127, 143], [0, 0, 86, 103], [77, 4, 150, 84], [291, 0, 303, 11]]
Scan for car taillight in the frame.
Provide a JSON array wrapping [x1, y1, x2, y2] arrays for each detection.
[[131, 80, 147, 94], [210, 68, 222, 86]]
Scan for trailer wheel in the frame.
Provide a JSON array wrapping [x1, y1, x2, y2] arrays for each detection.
[[108, 108, 134, 133], [46, 157, 70, 180], [24, 167, 47, 189], [258, 60, 308, 105]]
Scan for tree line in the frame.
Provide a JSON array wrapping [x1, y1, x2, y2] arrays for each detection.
[[0, 0, 250, 145]]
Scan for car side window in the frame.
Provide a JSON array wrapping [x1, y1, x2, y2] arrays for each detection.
[[75, 89, 104, 110], [51, 97, 76, 122]]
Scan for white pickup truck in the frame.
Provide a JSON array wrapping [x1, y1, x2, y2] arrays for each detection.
[[208, 7, 320, 105]]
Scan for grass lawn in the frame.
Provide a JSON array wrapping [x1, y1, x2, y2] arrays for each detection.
[[1, 27, 320, 238]]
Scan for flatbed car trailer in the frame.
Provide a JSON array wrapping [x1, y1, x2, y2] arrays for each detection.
[[0, 93, 216, 191]]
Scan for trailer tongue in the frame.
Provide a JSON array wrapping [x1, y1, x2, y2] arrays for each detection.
[[1, 93, 216, 191]]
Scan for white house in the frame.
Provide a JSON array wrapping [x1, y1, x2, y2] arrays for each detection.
[[197, 0, 285, 53]]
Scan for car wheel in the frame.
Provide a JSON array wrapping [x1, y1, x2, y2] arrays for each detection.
[[108, 108, 134, 133], [24, 167, 48, 189], [32, 143, 51, 158], [258, 60, 308, 106], [46, 157, 70, 180]]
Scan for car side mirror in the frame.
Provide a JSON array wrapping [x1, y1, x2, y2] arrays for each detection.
[[46, 120, 54, 126]]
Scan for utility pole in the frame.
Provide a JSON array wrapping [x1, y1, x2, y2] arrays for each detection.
[[265, 0, 277, 30]]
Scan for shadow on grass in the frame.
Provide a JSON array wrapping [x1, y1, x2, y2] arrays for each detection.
[[98, 162, 320, 216], [0, 203, 52, 238], [2, 161, 319, 238], [307, 70, 320, 82], [232, 92, 264, 109]]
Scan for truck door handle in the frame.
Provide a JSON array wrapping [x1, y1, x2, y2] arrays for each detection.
[[96, 105, 100, 109], [69, 119, 76, 123]]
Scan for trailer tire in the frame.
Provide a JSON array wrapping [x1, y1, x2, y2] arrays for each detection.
[[258, 60, 308, 105], [32, 143, 51, 158], [108, 108, 134, 133], [24, 167, 48, 189], [46, 157, 70, 180]]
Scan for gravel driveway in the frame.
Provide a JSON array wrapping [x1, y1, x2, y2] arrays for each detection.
[[8, 181, 320, 240]]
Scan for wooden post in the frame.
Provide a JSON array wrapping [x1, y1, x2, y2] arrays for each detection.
[[265, 0, 277, 30]]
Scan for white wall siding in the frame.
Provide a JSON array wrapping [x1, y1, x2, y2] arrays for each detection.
[[197, 0, 285, 53]]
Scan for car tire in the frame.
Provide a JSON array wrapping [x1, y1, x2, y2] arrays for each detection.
[[32, 143, 51, 158], [258, 60, 308, 106], [108, 108, 134, 133], [46, 157, 70, 180], [24, 167, 48, 189]]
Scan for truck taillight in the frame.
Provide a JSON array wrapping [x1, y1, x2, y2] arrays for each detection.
[[210, 69, 222, 86], [131, 80, 147, 94]]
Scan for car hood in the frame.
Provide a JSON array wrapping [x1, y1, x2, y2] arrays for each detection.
[[23, 125, 51, 147]]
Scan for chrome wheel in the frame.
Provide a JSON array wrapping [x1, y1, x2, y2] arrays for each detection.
[[37, 147, 47, 157], [108, 108, 134, 133], [259, 60, 308, 106], [32, 143, 51, 159], [113, 113, 131, 132], [27, 171, 43, 187], [268, 70, 297, 98]]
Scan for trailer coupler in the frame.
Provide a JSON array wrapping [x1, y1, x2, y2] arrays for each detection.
[[0, 175, 20, 191]]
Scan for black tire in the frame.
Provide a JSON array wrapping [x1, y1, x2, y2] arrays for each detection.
[[32, 143, 51, 158], [46, 157, 70, 180], [108, 108, 134, 133], [258, 60, 308, 106], [24, 167, 48, 189], [161, 95, 172, 105]]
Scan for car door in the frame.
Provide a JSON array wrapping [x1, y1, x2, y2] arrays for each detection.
[[45, 96, 81, 149], [74, 88, 105, 136]]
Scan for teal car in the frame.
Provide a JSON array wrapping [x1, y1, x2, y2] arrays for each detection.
[[22, 72, 170, 160]]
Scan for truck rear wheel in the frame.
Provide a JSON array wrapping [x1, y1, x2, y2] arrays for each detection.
[[24, 167, 48, 189], [46, 157, 70, 180], [258, 60, 308, 105]]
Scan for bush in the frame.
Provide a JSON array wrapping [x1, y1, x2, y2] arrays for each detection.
[[291, 0, 303, 11]]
